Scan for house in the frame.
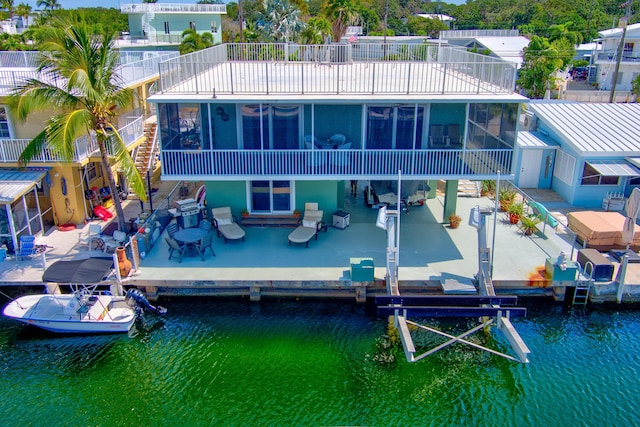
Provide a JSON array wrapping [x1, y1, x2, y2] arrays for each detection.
[[415, 14, 456, 30], [119, 3, 226, 48], [592, 22, 640, 92], [514, 101, 640, 208], [439, 30, 530, 69], [0, 50, 177, 252], [148, 43, 526, 223]]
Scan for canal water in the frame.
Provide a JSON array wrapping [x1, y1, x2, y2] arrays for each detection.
[[1, 297, 638, 426]]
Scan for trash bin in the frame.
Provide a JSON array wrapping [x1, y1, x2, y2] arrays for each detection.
[[350, 257, 374, 282]]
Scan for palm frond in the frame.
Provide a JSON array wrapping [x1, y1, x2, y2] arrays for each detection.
[[46, 110, 93, 161], [18, 130, 47, 165], [102, 125, 146, 201]]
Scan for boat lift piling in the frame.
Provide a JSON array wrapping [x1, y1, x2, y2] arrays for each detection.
[[376, 205, 531, 364]]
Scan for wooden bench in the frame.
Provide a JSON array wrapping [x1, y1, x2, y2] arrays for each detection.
[[240, 214, 300, 228]]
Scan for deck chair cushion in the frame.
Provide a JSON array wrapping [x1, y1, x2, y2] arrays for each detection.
[[216, 217, 232, 225], [302, 219, 316, 228]]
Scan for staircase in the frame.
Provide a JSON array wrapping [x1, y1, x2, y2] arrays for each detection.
[[135, 122, 158, 176], [457, 180, 481, 197]]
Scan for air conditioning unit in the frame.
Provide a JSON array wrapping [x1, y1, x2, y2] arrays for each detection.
[[521, 112, 537, 131]]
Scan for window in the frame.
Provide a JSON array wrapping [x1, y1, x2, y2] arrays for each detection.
[[250, 180, 292, 213], [241, 104, 300, 150], [189, 21, 196, 31], [580, 163, 619, 186], [553, 150, 575, 185], [83, 162, 100, 188], [164, 22, 170, 34], [365, 105, 424, 149], [0, 106, 10, 138]]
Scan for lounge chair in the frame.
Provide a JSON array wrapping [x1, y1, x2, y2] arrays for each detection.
[[17, 235, 36, 260], [429, 124, 445, 147], [288, 207, 327, 248], [211, 207, 246, 243]]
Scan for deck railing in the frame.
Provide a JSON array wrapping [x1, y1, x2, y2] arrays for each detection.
[[120, 3, 226, 13], [160, 148, 513, 178], [0, 115, 144, 163], [157, 43, 517, 95]]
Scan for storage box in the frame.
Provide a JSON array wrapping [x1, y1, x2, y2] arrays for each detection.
[[577, 249, 614, 282], [545, 257, 578, 281], [350, 257, 374, 282], [333, 211, 350, 229]]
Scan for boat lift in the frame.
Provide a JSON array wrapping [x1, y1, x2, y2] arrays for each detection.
[[377, 204, 531, 363]]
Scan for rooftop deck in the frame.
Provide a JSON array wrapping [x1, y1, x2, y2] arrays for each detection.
[[154, 43, 520, 98]]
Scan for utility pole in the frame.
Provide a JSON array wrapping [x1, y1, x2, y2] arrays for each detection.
[[238, 0, 244, 43], [609, 1, 632, 103], [383, 0, 389, 54]]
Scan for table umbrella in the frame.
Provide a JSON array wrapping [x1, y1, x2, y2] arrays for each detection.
[[622, 187, 640, 251]]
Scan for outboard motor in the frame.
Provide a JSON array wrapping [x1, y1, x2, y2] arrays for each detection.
[[126, 289, 167, 315]]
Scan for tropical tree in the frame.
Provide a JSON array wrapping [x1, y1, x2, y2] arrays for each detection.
[[632, 75, 640, 102], [179, 28, 214, 54], [2, 0, 14, 19], [9, 19, 146, 232], [300, 17, 331, 44], [15, 3, 30, 27], [36, 0, 60, 13], [323, 0, 359, 42], [257, 0, 304, 43], [517, 35, 564, 99]]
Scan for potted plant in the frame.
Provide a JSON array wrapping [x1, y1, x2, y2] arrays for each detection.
[[507, 201, 524, 224], [519, 215, 541, 236], [241, 208, 249, 218], [448, 213, 462, 229], [498, 187, 516, 211], [481, 180, 495, 197], [293, 209, 301, 218]]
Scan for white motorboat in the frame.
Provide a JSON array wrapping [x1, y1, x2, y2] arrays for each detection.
[[3, 257, 165, 334]]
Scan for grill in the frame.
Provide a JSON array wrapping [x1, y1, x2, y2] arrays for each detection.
[[176, 198, 200, 228]]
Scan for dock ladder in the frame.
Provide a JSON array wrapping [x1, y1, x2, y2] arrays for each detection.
[[573, 261, 594, 307]]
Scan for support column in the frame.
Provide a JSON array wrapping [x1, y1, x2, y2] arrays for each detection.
[[426, 180, 437, 199], [443, 180, 459, 222]]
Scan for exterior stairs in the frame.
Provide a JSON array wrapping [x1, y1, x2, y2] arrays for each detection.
[[135, 122, 157, 176]]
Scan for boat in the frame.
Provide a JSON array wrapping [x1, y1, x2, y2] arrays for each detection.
[[2, 257, 166, 334]]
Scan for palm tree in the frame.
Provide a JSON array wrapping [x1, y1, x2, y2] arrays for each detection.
[[179, 28, 214, 54], [323, 0, 359, 42], [15, 3, 30, 27], [36, 0, 60, 13], [2, 0, 14, 19], [9, 19, 146, 232], [300, 17, 331, 45], [258, 0, 304, 43]]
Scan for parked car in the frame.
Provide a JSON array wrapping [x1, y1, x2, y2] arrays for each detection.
[[572, 67, 588, 80]]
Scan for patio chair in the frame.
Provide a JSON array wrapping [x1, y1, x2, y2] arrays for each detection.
[[17, 235, 36, 260], [211, 207, 246, 244], [288, 206, 327, 248], [199, 219, 212, 231], [82, 223, 105, 251], [166, 237, 187, 263], [446, 124, 462, 147], [195, 231, 215, 257], [166, 222, 179, 239], [429, 124, 445, 147]]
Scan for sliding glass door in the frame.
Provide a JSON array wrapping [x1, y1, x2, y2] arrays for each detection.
[[250, 181, 292, 213]]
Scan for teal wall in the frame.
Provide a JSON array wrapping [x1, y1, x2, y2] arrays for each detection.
[[295, 181, 339, 222], [204, 181, 246, 218], [210, 104, 237, 149], [430, 103, 466, 127]]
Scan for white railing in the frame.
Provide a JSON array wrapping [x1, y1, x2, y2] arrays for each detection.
[[160, 149, 513, 178], [0, 115, 144, 163], [115, 51, 179, 86], [594, 50, 640, 63], [120, 3, 226, 13], [441, 30, 520, 39], [157, 43, 517, 95]]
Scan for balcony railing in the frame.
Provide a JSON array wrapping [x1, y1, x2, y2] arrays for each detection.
[[0, 115, 145, 163], [120, 3, 226, 13], [157, 43, 517, 95], [160, 148, 513, 178], [594, 50, 640, 63]]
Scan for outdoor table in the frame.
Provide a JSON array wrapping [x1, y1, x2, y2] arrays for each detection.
[[174, 228, 207, 259]]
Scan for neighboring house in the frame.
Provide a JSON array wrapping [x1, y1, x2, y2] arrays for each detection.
[[0, 50, 177, 252], [415, 14, 455, 30], [592, 22, 640, 91], [440, 30, 529, 69], [148, 43, 525, 223], [514, 101, 640, 208], [119, 3, 226, 48]]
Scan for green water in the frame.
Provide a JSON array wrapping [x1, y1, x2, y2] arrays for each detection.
[[1, 298, 639, 427]]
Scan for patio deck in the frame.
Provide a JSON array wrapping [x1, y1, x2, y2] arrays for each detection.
[[3, 181, 640, 303]]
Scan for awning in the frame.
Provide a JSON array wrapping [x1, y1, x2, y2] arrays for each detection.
[[0, 169, 48, 204], [626, 157, 640, 169], [43, 257, 114, 283], [586, 160, 640, 177]]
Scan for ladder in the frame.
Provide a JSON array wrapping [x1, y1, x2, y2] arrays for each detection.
[[573, 261, 594, 307]]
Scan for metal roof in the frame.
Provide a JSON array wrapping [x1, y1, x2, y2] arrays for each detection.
[[473, 36, 530, 67], [517, 131, 559, 149], [0, 169, 48, 204], [528, 102, 640, 156], [586, 160, 640, 177]]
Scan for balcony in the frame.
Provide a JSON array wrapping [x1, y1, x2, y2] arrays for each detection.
[[120, 3, 227, 13], [157, 43, 518, 96], [0, 115, 145, 164], [593, 50, 640, 64], [160, 148, 512, 180]]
